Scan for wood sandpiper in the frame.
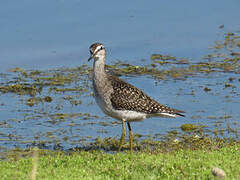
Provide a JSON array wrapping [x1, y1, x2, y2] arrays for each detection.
[[88, 42, 185, 152]]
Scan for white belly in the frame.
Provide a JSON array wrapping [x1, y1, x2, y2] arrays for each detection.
[[114, 110, 147, 122], [95, 95, 146, 122]]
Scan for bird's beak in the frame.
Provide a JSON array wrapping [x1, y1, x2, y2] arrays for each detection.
[[88, 52, 97, 61], [88, 48, 101, 61], [88, 55, 93, 61]]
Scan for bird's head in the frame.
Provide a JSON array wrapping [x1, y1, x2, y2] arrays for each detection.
[[88, 43, 106, 61]]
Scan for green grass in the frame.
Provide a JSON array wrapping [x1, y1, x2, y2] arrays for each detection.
[[0, 144, 239, 179]]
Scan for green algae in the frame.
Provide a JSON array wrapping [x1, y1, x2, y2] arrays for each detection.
[[181, 124, 198, 132], [26, 96, 52, 107], [203, 87, 211, 92], [69, 133, 240, 153], [151, 54, 177, 61], [0, 84, 40, 96], [48, 112, 99, 121]]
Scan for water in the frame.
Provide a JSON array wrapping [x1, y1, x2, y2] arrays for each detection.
[[1, 0, 240, 71], [0, 0, 240, 150]]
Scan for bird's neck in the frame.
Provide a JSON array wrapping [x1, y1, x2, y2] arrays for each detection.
[[93, 56, 107, 81]]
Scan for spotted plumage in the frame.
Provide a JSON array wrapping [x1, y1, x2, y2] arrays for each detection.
[[87, 42, 185, 152], [109, 75, 184, 116]]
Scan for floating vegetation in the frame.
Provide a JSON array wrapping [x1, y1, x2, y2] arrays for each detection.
[[181, 124, 198, 132], [70, 133, 240, 153], [26, 96, 52, 107], [203, 87, 211, 92], [0, 84, 40, 96], [49, 112, 99, 121], [151, 54, 176, 60]]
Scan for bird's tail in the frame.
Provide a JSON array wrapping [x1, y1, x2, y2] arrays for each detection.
[[159, 109, 185, 118]]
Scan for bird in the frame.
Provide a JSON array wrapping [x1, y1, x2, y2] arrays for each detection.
[[87, 42, 185, 152]]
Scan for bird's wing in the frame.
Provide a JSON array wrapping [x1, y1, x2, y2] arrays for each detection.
[[108, 75, 184, 116]]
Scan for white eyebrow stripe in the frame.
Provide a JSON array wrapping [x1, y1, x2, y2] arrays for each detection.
[[94, 45, 104, 53]]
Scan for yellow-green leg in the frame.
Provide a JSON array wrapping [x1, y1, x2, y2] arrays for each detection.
[[127, 122, 133, 152], [118, 120, 126, 152]]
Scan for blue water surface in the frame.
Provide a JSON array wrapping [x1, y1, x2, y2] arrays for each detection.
[[0, 0, 240, 70]]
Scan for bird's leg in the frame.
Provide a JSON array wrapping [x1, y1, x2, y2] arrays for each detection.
[[127, 122, 133, 152], [118, 120, 126, 152]]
